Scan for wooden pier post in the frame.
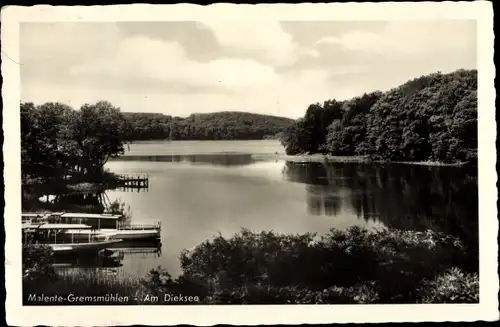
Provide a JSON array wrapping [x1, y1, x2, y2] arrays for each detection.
[[116, 173, 149, 192]]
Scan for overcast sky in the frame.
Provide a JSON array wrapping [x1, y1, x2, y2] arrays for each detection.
[[20, 20, 476, 118]]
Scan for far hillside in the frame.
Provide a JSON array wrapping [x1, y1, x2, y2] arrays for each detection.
[[123, 111, 295, 141]]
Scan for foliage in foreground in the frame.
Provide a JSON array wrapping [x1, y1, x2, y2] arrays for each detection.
[[139, 227, 475, 304], [418, 267, 479, 303], [280, 69, 477, 164], [22, 245, 57, 281], [22, 227, 478, 304]]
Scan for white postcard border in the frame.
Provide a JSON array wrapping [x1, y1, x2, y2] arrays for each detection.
[[2, 2, 497, 325]]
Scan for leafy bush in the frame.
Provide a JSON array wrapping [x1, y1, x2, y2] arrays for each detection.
[[202, 282, 380, 304], [137, 227, 473, 304], [22, 244, 57, 282], [108, 198, 132, 224], [419, 267, 479, 303]]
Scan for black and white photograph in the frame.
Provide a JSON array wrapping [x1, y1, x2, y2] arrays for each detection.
[[2, 2, 497, 325]]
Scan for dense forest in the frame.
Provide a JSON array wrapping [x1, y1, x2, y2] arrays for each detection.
[[123, 111, 295, 141], [280, 69, 477, 164]]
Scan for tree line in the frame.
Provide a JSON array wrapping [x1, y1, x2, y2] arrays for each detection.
[[21, 101, 128, 183], [280, 69, 477, 164], [123, 111, 295, 141], [21, 102, 295, 183]]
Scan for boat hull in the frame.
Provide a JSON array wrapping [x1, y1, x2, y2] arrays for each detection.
[[61, 230, 118, 241], [101, 229, 161, 241], [50, 239, 123, 254]]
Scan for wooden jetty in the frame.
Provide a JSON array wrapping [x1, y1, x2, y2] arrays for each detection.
[[116, 174, 149, 190]]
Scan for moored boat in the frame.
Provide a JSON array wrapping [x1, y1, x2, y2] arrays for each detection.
[[22, 211, 162, 241], [22, 223, 123, 254], [50, 239, 123, 254], [100, 225, 161, 241]]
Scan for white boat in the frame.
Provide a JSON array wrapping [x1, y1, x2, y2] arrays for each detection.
[[97, 222, 162, 240], [22, 221, 113, 241], [22, 212, 122, 229], [22, 223, 123, 254], [62, 229, 120, 242], [60, 227, 160, 242], [22, 212, 161, 241], [98, 229, 159, 240], [50, 239, 123, 254]]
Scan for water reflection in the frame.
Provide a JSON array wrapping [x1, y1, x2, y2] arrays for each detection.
[[53, 252, 124, 269], [53, 245, 162, 270], [24, 189, 111, 213], [282, 161, 478, 248], [117, 153, 258, 166], [50, 240, 162, 270]]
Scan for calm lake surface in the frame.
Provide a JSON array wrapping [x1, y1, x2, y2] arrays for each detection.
[[104, 140, 478, 278]]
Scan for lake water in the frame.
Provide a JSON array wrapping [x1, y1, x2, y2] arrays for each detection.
[[104, 140, 478, 278]]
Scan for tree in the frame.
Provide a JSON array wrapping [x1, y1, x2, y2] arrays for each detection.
[[21, 102, 37, 181], [69, 101, 128, 175], [279, 100, 344, 155], [21, 102, 75, 182], [324, 92, 382, 155], [280, 119, 310, 155]]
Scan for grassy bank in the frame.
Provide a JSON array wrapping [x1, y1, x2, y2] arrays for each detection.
[[252, 153, 370, 163], [23, 226, 478, 305]]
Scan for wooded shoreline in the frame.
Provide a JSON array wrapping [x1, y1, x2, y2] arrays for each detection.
[[279, 69, 477, 166]]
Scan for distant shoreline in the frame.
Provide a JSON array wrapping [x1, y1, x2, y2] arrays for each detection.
[[251, 153, 471, 167], [113, 149, 470, 167]]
